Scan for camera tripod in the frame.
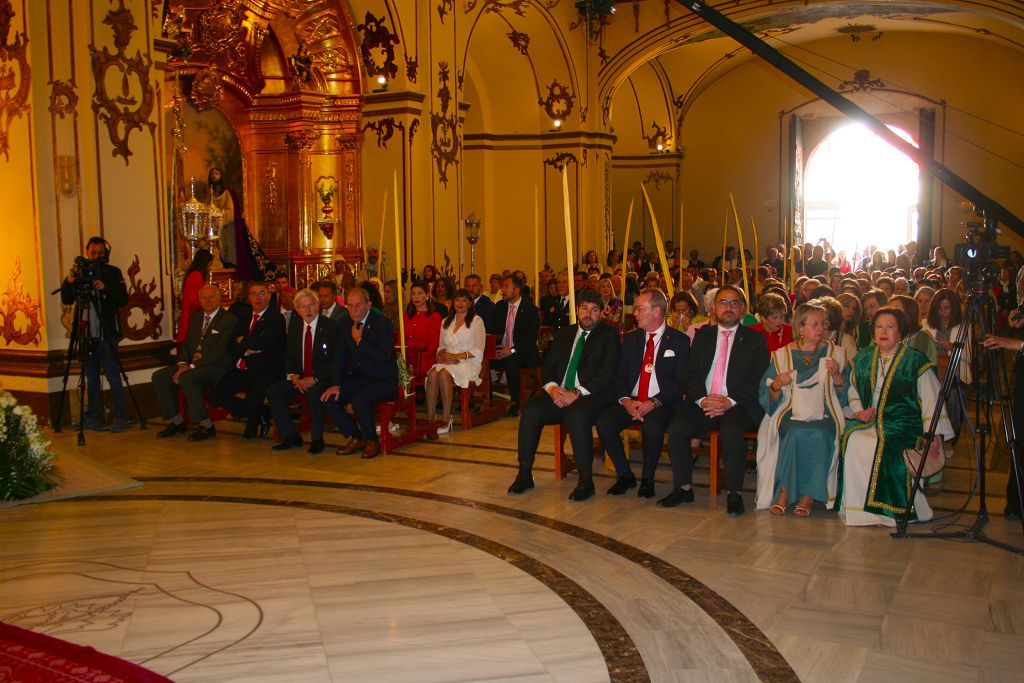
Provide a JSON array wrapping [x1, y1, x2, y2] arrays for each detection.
[[893, 277, 1024, 554], [53, 285, 146, 445]]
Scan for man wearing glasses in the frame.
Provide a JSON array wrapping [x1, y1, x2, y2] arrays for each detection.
[[661, 285, 769, 515]]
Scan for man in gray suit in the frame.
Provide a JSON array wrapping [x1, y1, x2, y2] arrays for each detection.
[[153, 284, 237, 441], [316, 280, 349, 322]]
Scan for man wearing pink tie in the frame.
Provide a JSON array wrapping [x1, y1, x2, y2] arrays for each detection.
[[486, 274, 541, 416], [663, 285, 769, 515]]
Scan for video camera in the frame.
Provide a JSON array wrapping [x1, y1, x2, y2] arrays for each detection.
[[70, 254, 109, 292], [953, 204, 1009, 281]]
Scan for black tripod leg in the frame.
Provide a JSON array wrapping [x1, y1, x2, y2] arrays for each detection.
[[109, 343, 146, 430]]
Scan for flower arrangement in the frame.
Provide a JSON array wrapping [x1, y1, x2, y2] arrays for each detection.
[[0, 386, 56, 501]]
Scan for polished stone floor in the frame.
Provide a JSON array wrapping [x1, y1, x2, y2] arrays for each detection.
[[0, 414, 1022, 682]]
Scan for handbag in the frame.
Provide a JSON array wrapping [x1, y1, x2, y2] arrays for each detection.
[[903, 434, 945, 478]]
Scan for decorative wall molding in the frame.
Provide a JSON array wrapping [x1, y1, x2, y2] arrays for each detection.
[[263, 162, 280, 216], [838, 69, 886, 93], [430, 61, 460, 186], [540, 79, 574, 120], [0, 0, 31, 162], [542, 151, 578, 170], [119, 256, 163, 342], [47, 79, 77, 119], [643, 169, 675, 190], [89, 0, 155, 164], [361, 116, 405, 149], [188, 67, 224, 111], [0, 257, 42, 347], [356, 12, 399, 80], [508, 30, 530, 56]]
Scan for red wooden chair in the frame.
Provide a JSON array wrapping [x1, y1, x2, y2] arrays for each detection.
[[460, 334, 507, 430]]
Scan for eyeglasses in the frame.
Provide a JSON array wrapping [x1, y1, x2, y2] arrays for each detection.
[[716, 299, 743, 308]]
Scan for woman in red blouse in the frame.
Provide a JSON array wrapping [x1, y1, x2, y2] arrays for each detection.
[[175, 249, 213, 344], [403, 281, 442, 380], [749, 292, 793, 352]]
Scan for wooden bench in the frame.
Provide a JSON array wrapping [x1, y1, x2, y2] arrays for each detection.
[[553, 424, 757, 495]]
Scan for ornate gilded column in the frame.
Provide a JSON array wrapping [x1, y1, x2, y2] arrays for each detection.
[[284, 130, 319, 254]]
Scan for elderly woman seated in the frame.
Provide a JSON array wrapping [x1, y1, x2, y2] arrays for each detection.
[[755, 303, 850, 516], [837, 306, 953, 526]]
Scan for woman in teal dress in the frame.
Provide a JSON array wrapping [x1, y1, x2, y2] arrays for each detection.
[[755, 303, 850, 516]]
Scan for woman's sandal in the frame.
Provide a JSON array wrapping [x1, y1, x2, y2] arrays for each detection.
[[770, 503, 787, 515], [794, 504, 812, 517]]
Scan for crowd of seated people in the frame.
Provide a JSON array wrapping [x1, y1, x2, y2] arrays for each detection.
[[149, 235, 1023, 524]]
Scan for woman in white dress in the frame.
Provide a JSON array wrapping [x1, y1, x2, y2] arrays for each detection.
[[837, 307, 953, 526], [424, 288, 486, 435]]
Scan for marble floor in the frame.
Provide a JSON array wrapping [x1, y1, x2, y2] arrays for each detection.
[[1, 414, 1022, 682]]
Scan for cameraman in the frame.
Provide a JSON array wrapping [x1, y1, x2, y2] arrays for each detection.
[[60, 237, 129, 431], [982, 309, 1024, 520]]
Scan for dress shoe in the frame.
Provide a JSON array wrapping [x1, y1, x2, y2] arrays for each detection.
[[188, 425, 216, 442], [726, 492, 746, 516], [307, 439, 325, 455], [75, 416, 108, 431], [336, 438, 364, 455], [506, 475, 534, 495], [259, 409, 272, 438], [110, 416, 128, 433], [271, 433, 302, 451], [242, 426, 258, 439], [1005, 505, 1022, 521], [657, 487, 694, 508], [156, 422, 187, 438], [568, 480, 596, 502], [361, 441, 381, 459], [606, 474, 637, 496], [506, 403, 520, 418], [636, 479, 656, 499], [436, 417, 454, 435]]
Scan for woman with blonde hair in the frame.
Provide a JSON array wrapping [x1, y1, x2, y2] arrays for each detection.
[[756, 303, 849, 516]]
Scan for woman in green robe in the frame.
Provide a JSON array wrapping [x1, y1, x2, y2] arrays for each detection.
[[837, 307, 953, 527]]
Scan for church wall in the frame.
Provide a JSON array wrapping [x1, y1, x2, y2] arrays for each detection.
[[673, 32, 1024, 261]]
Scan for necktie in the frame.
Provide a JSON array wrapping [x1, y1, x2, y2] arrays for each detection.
[[504, 303, 516, 348], [240, 313, 260, 370], [563, 330, 588, 390], [710, 329, 732, 396], [303, 324, 313, 377], [356, 320, 364, 331], [201, 314, 212, 336], [637, 333, 656, 402]]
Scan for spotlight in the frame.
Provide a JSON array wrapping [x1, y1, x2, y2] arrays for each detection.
[[553, 119, 562, 128], [377, 75, 387, 85], [656, 143, 663, 151]]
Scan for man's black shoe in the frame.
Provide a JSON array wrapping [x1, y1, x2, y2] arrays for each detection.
[[726, 492, 745, 516], [657, 487, 694, 508], [188, 425, 216, 442], [157, 422, 187, 438], [271, 433, 302, 451], [606, 475, 637, 496], [568, 480, 596, 502], [242, 426, 258, 439], [259, 410, 272, 438], [1004, 506, 1022, 521], [307, 439, 325, 455], [506, 404, 520, 418], [637, 479, 656, 499], [506, 476, 534, 495]]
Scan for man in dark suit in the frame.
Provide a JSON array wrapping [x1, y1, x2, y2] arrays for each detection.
[[663, 285, 770, 515], [152, 284, 237, 441], [209, 281, 286, 440], [464, 273, 494, 325], [316, 280, 348, 322], [507, 289, 620, 502], [542, 271, 572, 329], [487, 274, 541, 416], [596, 288, 689, 499], [321, 286, 398, 459], [267, 288, 339, 454]]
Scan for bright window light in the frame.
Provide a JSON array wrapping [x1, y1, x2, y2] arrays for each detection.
[[804, 123, 920, 257]]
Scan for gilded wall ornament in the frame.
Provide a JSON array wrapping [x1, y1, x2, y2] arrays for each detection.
[[119, 255, 163, 341], [437, 0, 455, 22], [540, 79, 574, 120], [0, 257, 42, 347], [508, 30, 529, 56], [430, 62, 460, 187], [192, 0, 248, 72], [542, 152, 578, 170], [0, 0, 31, 162], [189, 67, 224, 112], [89, 0, 156, 164], [263, 162, 279, 216], [362, 116, 404, 150], [643, 169, 675, 190], [47, 79, 78, 119], [356, 12, 399, 80]]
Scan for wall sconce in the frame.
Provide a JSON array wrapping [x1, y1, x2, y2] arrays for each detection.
[[58, 155, 76, 197], [375, 74, 388, 92], [551, 118, 562, 131], [464, 213, 481, 274]]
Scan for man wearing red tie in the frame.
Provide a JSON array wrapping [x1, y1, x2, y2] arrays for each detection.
[[266, 289, 339, 454], [595, 289, 689, 500], [506, 289, 620, 501], [209, 282, 285, 441], [663, 285, 769, 515]]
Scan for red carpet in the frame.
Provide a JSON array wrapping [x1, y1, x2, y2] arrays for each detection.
[[0, 621, 172, 682]]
